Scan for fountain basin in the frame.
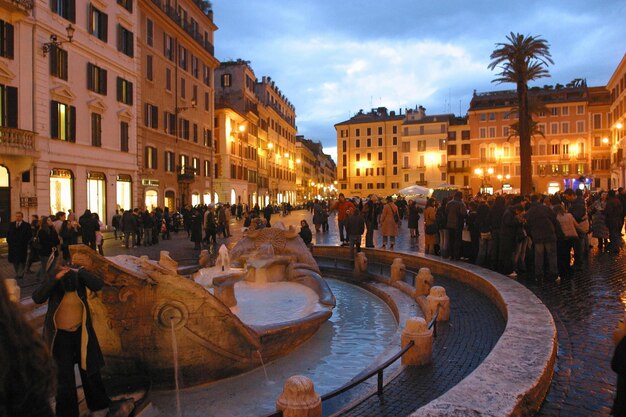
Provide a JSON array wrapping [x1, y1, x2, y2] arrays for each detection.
[[69, 232, 335, 389]]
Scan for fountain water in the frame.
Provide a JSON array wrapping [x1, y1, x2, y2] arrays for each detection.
[[256, 350, 270, 383]]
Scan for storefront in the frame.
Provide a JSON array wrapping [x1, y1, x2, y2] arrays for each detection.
[[50, 169, 73, 215], [547, 182, 561, 195], [116, 174, 132, 212], [165, 190, 175, 211], [145, 189, 158, 211], [87, 171, 107, 220], [191, 192, 200, 206]]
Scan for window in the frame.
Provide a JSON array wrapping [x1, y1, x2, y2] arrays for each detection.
[[165, 68, 171, 91], [417, 140, 426, 151], [378, 127, 383, 134], [49, 46, 68, 80], [117, 0, 132, 12], [203, 65, 211, 86], [87, 63, 107, 95], [401, 141, 410, 152], [116, 77, 133, 105], [461, 130, 470, 140], [88, 4, 107, 42], [479, 114, 486, 121], [193, 123, 198, 143], [367, 152, 371, 161], [403, 156, 409, 169], [489, 127, 496, 138], [179, 118, 190, 140], [503, 126, 510, 137], [165, 151, 175, 172], [163, 34, 173, 60], [550, 144, 559, 155], [392, 126, 397, 134], [479, 127, 486, 138], [117, 25, 134, 57], [593, 114, 602, 130], [393, 137, 397, 146], [0, 20, 14, 59], [355, 153, 360, 162], [392, 151, 397, 165], [562, 106, 569, 116], [448, 145, 457, 155], [562, 143, 569, 155], [367, 127, 371, 136], [145, 146, 157, 169], [577, 121, 585, 133], [355, 128, 360, 136], [576, 105, 584, 114], [550, 123, 558, 135], [146, 55, 153, 80], [503, 112, 510, 120], [562, 122, 569, 134], [51, 0, 76, 22], [461, 144, 470, 155], [378, 138, 383, 146], [0, 84, 18, 128], [179, 45, 187, 70], [538, 143, 546, 155], [50, 100, 76, 142], [204, 160, 210, 177], [180, 77, 185, 98], [355, 139, 360, 147], [367, 138, 371, 147], [91, 113, 102, 147], [550, 107, 559, 116], [221, 73, 231, 87], [120, 121, 129, 152], [378, 152, 383, 160], [191, 55, 199, 78], [163, 112, 175, 135], [144, 103, 158, 129], [146, 18, 153, 46]]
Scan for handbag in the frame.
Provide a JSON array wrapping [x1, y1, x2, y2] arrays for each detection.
[[31, 231, 42, 251], [425, 223, 438, 235]]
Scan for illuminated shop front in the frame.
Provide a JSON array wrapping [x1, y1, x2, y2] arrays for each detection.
[[50, 169, 73, 215], [191, 192, 200, 206], [165, 190, 175, 211], [203, 193, 211, 205], [145, 190, 158, 211], [87, 171, 106, 220], [116, 174, 132, 212]]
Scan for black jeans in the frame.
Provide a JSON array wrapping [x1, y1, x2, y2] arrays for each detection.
[[53, 329, 110, 417]]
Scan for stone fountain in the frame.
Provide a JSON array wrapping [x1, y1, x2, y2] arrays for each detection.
[[69, 222, 335, 388]]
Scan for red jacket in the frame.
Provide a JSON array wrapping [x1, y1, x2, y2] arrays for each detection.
[[334, 200, 355, 221]]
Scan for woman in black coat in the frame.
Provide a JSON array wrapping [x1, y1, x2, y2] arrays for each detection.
[[299, 220, 313, 246], [407, 200, 421, 239], [36, 216, 60, 281], [498, 204, 523, 276], [190, 209, 203, 250]]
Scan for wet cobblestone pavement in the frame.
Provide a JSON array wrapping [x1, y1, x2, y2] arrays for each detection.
[[2, 209, 624, 416]]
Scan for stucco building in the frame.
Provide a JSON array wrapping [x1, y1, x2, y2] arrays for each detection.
[[295, 136, 336, 203], [608, 54, 626, 188], [137, 0, 218, 211], [215, 60, 297, 207]]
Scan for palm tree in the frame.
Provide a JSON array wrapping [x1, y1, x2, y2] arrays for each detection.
[[488, 33, 553, 195], [507, 96, 549, 141]]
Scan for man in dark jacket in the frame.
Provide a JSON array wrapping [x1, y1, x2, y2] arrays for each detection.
[[346, 207, 365, 256], [121, 209, 137, 248], [362, 195, 379, 248], [263, 203, 273, 228], [79, 210, 98, 250], [32, 260, 133, 417], [445, 191, 467, 260], [564, 188, 587, 269], [606, 190, 624, 254], [525, 194, 558, 279], [7, 211, 32, 279]]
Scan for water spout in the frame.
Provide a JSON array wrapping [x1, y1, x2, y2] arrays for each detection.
[[256, 350, 270, 383], [170, 319, 182, 417]]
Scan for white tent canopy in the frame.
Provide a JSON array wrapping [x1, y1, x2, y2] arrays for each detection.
[[398, 184, 431, 196]]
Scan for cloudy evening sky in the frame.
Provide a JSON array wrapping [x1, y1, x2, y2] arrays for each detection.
[[213, 0, 626, 162]]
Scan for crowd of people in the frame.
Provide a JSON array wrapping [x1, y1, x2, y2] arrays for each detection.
[[327, 187, 626, 282]]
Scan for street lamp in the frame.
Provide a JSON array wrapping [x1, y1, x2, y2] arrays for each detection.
[[42, 24, 74, 56]]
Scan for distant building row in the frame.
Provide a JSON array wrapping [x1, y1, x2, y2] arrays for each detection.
[[0, 1, 329, 237], [335, 54, 626, 197]]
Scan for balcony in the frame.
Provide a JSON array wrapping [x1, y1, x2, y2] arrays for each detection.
[[0, 127, 36, 156], [1, 0, 33, 13], [177, 167, 196, 184], [559, 154, 571, 160], [447, 165, 470, 173], [576, 153, 588, 160], [151, 0, 215, 55], [416, 181, 428, 186]]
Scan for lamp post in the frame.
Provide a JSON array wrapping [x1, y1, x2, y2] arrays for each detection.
[[42, 24, 74, 56], [474, 167, 494, 194], [496, 174, 511, 193]]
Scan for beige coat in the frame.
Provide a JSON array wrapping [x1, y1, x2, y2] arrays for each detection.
[[380, 203, 399, 237], [424, 206, 438, 246]]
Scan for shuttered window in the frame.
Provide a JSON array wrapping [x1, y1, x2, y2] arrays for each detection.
[[0, 84, 17, 128], [117, 24, 133, 57], [88, 4, 108, 42], [120, 121, 129, 152], [87, 63, 107, 95], [51, 0, 76, 22], [0, 20, 14, 59], [50, 100, 76, 142], [144, 103, 158, 129], [91, 113, 102, 147], [116, 77, 133, 105], [49, 46, 68, 80]]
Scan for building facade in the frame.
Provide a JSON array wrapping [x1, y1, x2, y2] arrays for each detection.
[[295, 136, 336, 203], [468, 83, 612, 194], [137, 0, 218, 211], [215, 61, 297, 207], [608, 54, 626, 188], [7, 0, 137, 228]]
